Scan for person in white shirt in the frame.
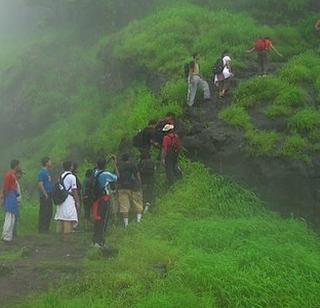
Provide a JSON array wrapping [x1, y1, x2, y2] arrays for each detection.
[[214, 50, 234, 98], [54, 161, 80, 241]]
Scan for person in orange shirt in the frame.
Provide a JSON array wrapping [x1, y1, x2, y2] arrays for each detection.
[[247, 37, 282, 75]]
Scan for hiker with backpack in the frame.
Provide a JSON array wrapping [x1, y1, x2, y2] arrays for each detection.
[[117, 154, 144, 228], [138, 152, 156, 213], [1, 160, 21, 243], [38, 157, 54, 234], [213, 50, 233, 98], [92, 157, 119, 247], [133, 119, 158, 155], [54, 161, 80, 241], [186, 53, 211, 106], [247, 37, 283, 75], [161, 124, 182, 186]]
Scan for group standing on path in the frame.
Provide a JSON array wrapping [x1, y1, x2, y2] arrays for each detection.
[[0, 111, 184, 248]]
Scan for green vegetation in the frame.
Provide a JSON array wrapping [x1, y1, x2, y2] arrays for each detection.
[[0, 0, 320, 307], [220, 52, 320, 160], [21, 161, 320, 307]]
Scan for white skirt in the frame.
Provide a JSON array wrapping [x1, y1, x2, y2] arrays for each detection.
[[54, 195, 78, 222]]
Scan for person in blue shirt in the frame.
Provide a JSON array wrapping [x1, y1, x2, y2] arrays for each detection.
[[92, 156, 119, 247], [38, 157, 54, 233]]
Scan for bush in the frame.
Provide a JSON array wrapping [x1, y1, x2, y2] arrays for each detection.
[[281, 134, 309, 161], [288, 108, 320, 132], [246, 129, 279, 156], [219, 105, 252, 129]]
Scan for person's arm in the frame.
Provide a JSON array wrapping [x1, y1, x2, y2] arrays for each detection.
[[38, 181, 48, 199], [72, 188, 80, 209], [111, 155, 120, 177], [246, 47, 255, 53], [270, 45, 283, 57]]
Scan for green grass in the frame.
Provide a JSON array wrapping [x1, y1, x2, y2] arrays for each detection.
[[219, 105, 252, 130], [21, 161, 320, 307], [220, 51, 320, 160]]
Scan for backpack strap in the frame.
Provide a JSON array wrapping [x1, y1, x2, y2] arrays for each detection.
[[60, 172, 72, 192]]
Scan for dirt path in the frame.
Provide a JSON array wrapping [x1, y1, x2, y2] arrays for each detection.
[[0, 233, 89, 307]]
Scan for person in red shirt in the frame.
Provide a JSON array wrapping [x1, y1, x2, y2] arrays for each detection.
[[161, 124, 182, 186], [1, 159, 20, 243], [247, 37, 282, 75]]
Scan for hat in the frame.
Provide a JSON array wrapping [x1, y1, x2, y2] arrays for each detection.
[[162, 124, 174, 132]]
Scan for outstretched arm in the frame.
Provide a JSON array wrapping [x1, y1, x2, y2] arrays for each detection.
[[271, 45, 283, 57], [247, 47, 255, 53]]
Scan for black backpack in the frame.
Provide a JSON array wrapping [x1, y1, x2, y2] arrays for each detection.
[[52, 172, 72, 205], [213, 57, 224, 75], [139, 159, 155, 177], [133, 130, 144, 148], [86, 170, 105, 201]]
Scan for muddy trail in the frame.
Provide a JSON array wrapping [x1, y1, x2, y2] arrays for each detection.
[[0, 233, 88, 307]]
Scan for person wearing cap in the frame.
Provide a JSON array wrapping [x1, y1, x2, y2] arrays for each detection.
[[1, 159, 20, 242], [161, 124, 182, 185], [117, 153, 144, 228]]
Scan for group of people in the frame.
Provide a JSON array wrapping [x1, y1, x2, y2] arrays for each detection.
[[1, 112, 183, 248], [186, 37, 282, 106]]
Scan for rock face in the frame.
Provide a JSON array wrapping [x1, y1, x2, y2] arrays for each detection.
[[182, 103, 320, 224]]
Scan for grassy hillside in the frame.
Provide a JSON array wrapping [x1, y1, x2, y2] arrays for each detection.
[[1, 1, 320, 306], [19, 161, 320, 307]]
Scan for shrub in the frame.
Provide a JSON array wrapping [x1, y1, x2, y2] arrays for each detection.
[[288, 108, 320, 132], [281, 134, 309, 161], [219, 105, 252, 129], [245, 129, 279, 156], [264, 104, 292, 119]]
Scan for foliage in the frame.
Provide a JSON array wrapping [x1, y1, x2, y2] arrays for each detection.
[[246, 129, 279, 156], [219, 105, 252, 130], [21, 161, 320, 307], [288, 108, 320, 133], [281, 134, 309, 161]]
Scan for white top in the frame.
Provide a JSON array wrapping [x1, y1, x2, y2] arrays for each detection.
[[214, 56, 233, 84], [54, 172, 78, 222]]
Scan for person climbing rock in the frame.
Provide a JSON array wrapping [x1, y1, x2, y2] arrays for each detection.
[[161, 124, 182, 186], [213, 50, 234, 98], [37, 157, 54, 234], [1, 160, 20, 243], [187, 53, 211, 106], [54, 161, 80, 242], [247, 37, 282, 75], [138, 152, 156, 213], [117, 154, 144, 228], [92, 157, 119, 247]]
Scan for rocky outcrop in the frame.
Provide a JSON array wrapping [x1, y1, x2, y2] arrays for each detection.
[[182, 103, 320, 224]]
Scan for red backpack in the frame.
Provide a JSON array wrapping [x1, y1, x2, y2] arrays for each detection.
[[254, 38, 270, 51]]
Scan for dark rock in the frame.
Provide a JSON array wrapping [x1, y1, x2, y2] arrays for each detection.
[[0, 264, 13, 277]]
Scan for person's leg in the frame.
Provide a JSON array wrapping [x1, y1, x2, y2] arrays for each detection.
[[93, 201, 107, 246], [165, 154, 175, 186], [38, 197, 46, 233], [119, 190, 130, 228], [199, 78, 211, 100], [46, 195, 53, 232], [132, 190, 144, 223], [187, 76, 199, 106], [2, 212, 15, 242]]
